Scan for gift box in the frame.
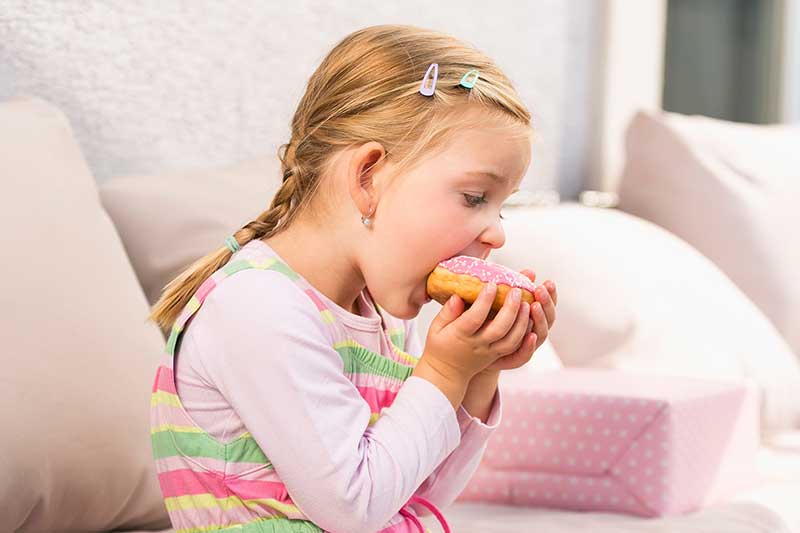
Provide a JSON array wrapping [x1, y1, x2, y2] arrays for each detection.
[[459, 368, 759, 517]]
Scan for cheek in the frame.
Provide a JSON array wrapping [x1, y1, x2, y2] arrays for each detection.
[[377, 196, 473, 271]]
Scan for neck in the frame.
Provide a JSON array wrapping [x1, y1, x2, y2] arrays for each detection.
[[262, 221, 365, 315]]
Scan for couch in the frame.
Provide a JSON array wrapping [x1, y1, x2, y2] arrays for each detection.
[[2, 96, 800, 532]]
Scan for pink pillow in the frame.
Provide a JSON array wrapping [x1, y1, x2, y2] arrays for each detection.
[[459, 368, 760, 517], [618, 110, 800, 362]]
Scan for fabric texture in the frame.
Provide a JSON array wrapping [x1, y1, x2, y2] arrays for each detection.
[[460, 368, 759, 517], [0, 96, 170, 531], [617, 110, 800, 363], [488, 203, 800, 435], [99, 155, 281, 306], [152, 239, 501, 532]]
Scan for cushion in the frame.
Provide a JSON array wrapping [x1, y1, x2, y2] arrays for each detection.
[[617, 110, 800, 362], [459, 368, 760, 517], [99, 156, 280, 306], [488, 203, 800, 434], [0, 96, 169, 531]]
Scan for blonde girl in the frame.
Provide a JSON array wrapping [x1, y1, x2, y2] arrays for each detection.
[[148, 24, 557, 533]]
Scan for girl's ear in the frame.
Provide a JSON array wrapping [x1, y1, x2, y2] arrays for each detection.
[[347, 141, 387, 212], [355, 141, 387, 187]]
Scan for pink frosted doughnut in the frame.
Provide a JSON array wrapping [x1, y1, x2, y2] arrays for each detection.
[[426, 255, 536, 316]]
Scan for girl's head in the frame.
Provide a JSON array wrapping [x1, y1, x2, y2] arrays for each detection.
[[149, 24, 532, 331]]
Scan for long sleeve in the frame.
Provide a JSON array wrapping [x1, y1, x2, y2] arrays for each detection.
[[403, 318, 503, 512], [191, 270, 462, 533]]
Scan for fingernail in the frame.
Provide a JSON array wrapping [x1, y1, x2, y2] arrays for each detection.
[[486, 282, 496, 294], [512, 288, 521, 301]]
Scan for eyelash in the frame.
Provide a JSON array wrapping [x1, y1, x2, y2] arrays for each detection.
[[463, 194, 505, 220]]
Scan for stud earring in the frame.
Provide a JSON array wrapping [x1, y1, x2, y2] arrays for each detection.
[[361, 206, 374, 227]]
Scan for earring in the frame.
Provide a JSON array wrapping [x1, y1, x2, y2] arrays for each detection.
[[361, 206, 374, 227]]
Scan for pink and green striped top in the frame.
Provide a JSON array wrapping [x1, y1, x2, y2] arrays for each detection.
[[149, 239, 501, 532]]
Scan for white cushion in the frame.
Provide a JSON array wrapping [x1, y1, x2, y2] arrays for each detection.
[[99, 156, 280, 305], [0, 96, 169, 530], [488, 203, 800, 435], [617, 110, 800, 362]]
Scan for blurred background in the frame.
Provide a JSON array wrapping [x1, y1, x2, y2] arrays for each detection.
[[1, 0, 796, 198]]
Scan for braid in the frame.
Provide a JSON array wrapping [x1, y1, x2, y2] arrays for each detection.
[[227, 139, 303, 246]]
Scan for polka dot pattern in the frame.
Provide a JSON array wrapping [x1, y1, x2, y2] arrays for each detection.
[[456, 371, 759, 518]]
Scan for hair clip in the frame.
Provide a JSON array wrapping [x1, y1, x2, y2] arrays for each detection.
[[459, 69, 480, 89], [419, 63, 439, 96]]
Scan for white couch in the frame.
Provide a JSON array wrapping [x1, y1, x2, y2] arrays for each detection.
[[2, 96, 800, 533]]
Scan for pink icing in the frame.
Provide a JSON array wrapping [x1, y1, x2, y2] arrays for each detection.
[[437, 256, 535, 292]]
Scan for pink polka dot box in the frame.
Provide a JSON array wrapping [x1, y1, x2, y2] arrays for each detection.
[[458, 368, 759, 517]]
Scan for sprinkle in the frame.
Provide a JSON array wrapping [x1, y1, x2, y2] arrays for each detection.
[[438, 256, 535, 292]]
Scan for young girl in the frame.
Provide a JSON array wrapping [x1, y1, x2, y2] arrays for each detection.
[[148, 24, 557, 533]]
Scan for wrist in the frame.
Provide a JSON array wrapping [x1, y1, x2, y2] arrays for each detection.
[[462, 369, 499, 423], [411, 356, 469, 411]]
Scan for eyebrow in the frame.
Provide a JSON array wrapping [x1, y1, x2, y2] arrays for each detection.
[[464, 171, 520, 193]]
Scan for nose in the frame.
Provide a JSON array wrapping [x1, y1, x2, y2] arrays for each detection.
[[480, 217, 506, 252]]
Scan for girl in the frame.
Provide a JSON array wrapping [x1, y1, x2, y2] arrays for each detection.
[[148, 24, 557, 533]]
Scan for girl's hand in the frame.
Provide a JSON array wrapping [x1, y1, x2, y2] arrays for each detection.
[[483, 270, 557, 372], [419, 278, 539, 385]]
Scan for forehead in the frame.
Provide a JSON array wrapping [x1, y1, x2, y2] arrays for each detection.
[[424, 124, 531, 186]]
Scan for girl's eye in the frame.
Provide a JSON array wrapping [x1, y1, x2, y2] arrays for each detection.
[[463, 193, 487, 207], [464, 193, 505, 220]]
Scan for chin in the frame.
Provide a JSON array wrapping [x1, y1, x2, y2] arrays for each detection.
[[379, 299, 420, 320], [391, 305, 419, 320]]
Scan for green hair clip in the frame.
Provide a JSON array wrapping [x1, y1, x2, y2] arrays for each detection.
[[459, 69, 480, 89]]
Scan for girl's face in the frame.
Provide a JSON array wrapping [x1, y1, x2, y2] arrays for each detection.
[[363, 119, 531, 320]]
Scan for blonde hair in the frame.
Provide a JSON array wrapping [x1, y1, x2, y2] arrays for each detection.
[[148, 24, 533, 333]]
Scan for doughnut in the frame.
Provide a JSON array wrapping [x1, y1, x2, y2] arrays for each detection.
[[426, 256, 536, 318]]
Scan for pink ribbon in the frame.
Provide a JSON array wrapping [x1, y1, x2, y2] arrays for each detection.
[[398, 495, 451, 533]]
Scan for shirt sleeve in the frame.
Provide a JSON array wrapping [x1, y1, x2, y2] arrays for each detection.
[[191, 270, 462, 533], [402, 317, 504, 512]]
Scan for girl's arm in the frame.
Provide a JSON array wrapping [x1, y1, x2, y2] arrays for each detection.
[[195, 271, 463, 533], [462, 369, 501, 423], [403, 320, 503, 512]]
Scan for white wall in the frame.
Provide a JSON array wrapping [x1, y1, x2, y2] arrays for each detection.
[[591, 0, 667, 192], [0, 0, 605, 198]]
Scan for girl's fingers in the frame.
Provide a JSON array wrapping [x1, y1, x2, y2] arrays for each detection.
[[455, 282, 497, 335], [486, 331, 537, 371], [488, 300, 530, 354], [545, 280, 558, 306], [534, 284, 556, 329], [521, 269, 536, 284], [530, 301, 549, 349], [478, 287, 523, 342]]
